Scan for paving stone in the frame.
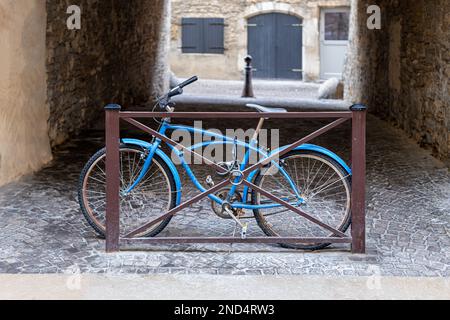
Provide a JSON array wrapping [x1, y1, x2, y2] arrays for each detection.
[[0, 115, 448, 276]]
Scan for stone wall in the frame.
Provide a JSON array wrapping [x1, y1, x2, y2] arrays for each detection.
[[170, 0, 350, 81], [395, 1, 449, 161], [0, 0, 52, 186], [46, 0, 170, 146], [344, 0, 449, 161]]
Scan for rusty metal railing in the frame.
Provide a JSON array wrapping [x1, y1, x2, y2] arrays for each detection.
[[104, 105, 367, 253]]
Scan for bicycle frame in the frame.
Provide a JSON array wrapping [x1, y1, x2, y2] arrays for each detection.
[[123, 119, 303, 211]]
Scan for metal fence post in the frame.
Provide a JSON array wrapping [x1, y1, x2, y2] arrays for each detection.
[[350, 104, 367, 254], [105, 104, 121, 252], [242, 55, 255, 98]]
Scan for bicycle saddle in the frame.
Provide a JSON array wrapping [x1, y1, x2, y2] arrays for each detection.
[[245, 103, 287, 113]]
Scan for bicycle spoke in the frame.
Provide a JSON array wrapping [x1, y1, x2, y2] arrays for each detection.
[[253, 152, 351, 248], [81, 148, 174, 237], [308, 174, 351, 199]]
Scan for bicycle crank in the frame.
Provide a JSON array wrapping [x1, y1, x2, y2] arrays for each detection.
[[210, 188, 244, 219], [222, 202, 248, 239]]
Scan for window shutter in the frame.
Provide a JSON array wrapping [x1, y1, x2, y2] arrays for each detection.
[[181, 18, 204, 53], [204, 18, 225, 54]]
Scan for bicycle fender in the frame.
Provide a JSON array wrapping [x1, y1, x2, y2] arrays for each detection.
[[247, 143, 351, 179], [293, 144, 351, 175], [121, 138, 182, 205]]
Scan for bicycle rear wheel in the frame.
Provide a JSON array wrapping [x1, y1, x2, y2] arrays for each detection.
[[251, 150, 351, 250], [78, 145, 176, 238]]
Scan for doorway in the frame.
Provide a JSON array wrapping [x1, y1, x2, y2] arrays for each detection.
[[320, 8, 350, 80], [247, 13, 303, 80]]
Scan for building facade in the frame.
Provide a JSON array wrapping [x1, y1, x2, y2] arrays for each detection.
[[170, 0, 351, 81], [0, 0, 447, 188]]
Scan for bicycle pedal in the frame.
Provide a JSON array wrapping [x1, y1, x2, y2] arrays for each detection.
[[205, 175, 214, 187], [240, 223, 248, 239]]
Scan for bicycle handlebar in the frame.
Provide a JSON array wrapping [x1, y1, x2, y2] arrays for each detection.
[[167, 87, 183, 98], [178, 76, 198, 89], [166, 76, 198, 99], [158, 76, 198, 110]]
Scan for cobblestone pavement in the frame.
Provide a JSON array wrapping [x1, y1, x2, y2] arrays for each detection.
[[0, 115, 448, 276]]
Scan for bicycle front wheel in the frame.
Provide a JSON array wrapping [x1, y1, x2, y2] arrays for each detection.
[[78, 145, 176, 238], [251, 150, 351, 250]]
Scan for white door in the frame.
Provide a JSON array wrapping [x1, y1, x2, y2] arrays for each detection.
[[320, 8, 350, 80]]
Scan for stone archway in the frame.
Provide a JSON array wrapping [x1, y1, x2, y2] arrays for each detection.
[[243, 1, 307, 19], [1, 0, 448, 187]]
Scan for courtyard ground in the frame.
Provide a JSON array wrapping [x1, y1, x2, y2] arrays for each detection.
[[0, 79, 449, 299], [181, 78, 321, 99], [0, 114, 448, 278]]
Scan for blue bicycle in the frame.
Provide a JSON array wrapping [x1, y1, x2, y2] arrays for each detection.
[[78, 76, 352, 250]]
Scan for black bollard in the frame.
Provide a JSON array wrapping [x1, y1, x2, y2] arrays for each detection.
[[242, 55, 255, 98]]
